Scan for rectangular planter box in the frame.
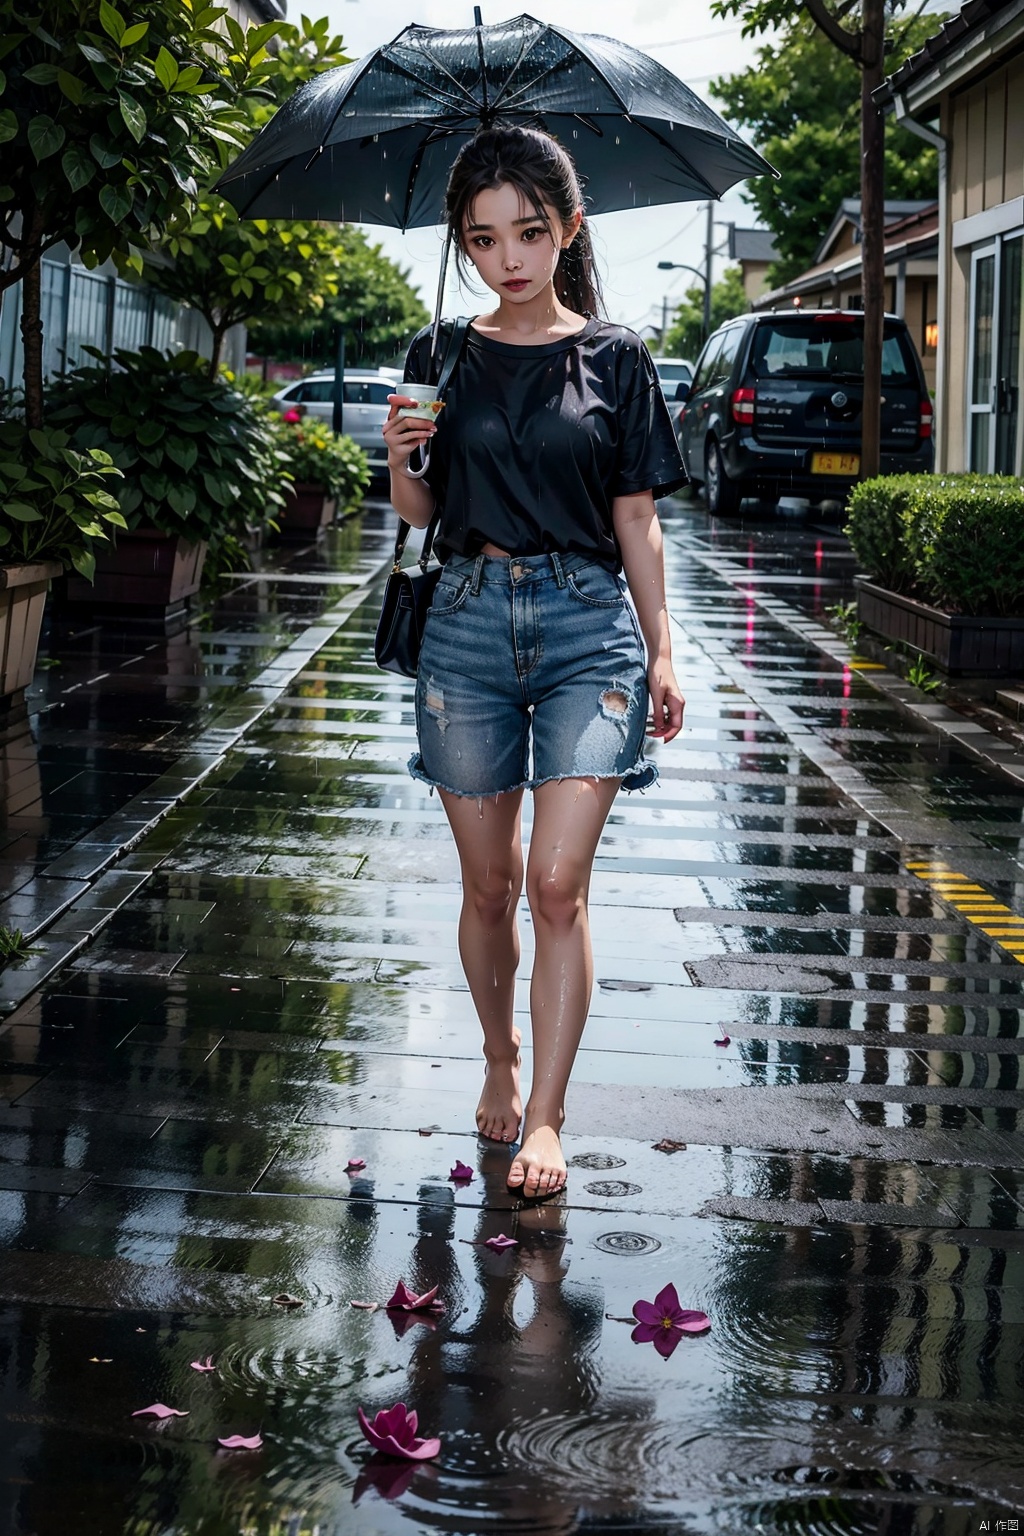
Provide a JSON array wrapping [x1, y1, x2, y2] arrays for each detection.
[[58, 528, 208, 623], [275, 483, 336, 540], [856, 577, 1024, 675], [0, 561, 62, 698]]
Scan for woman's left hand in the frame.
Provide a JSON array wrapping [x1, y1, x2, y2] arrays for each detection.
[[647, 655, 684, 742]]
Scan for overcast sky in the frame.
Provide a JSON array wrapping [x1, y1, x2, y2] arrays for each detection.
[[309, 0, 952, 338]]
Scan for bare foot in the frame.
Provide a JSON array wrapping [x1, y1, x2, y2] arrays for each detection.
[[476, 1031, 522, 1143], [507, 1115, 566, 1199]]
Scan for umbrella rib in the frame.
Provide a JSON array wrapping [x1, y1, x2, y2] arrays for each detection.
[[485, 30, 538, 115], [631, 120, 719, 199]]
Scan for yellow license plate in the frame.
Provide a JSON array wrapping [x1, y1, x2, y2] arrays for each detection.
[[811, 452, 859, 475]]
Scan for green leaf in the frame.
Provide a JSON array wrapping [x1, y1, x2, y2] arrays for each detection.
[[89, 133, 122, 169], [136, 421, 165, 447], [167, 482, 197, 516], [98, 1, 125, 43], [71, 548, 96, 582], [99, 183, 132, 223], [4, 503, 44, 522], [118, 90, 146, 142], [165, 437, 198, 472], [27, 115, 65, 161], [57, 68, 86, 104], [154, 45, 178, 89], [78, 42, 107, 63], [62, 145, 96, 192], [120, 21, 149, 47], [0, 109, 17, 145], [23, 62, 60, 84]]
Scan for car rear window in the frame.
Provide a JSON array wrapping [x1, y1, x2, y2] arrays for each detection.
[[749, 319, 918, 384], [656, 363, 692, 382]]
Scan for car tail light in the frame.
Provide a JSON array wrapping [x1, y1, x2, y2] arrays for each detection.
[[731, 387, 755, 425], [919, 398, 933, 439]]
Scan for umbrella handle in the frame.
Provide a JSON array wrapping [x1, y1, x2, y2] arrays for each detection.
[[404, 443, 432, 479]]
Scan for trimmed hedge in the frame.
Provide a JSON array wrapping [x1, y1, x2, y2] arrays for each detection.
[[846, 474, 1024, 617]]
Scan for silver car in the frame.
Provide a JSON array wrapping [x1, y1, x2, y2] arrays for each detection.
[[271, 370, 402, 484]]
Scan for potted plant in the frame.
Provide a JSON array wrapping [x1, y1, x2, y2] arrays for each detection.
[[847, 474, 1024, 674], [47, 347, 291, 619], [0, 415, 124, 700], [272, 415, 370, 538]]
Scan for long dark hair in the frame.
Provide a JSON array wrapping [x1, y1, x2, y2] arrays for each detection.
[[444, 125, 604, 318]]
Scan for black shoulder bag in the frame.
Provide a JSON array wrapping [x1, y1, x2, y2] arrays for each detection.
[[374, 316, 471, 678]]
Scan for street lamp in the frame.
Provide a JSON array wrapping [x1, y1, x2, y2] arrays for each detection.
[[657, 260, 708, 347]]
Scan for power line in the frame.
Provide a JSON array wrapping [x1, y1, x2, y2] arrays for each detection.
[[639, 24, 745, 48]]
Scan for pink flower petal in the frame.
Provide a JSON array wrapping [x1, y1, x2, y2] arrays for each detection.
[[651, 1327, 683, 1359], [217, 1433, 263, 1449], [349, 1299, 379, 1312], [715, 1032, 730, 1047], [132, 1403, 188, 1419], [449, 1161, 474, 1182], [385, 1280, 442, 1313], [346, 1158, 367, 1172], [357, 1404, 440, 1461], [483, 1234, 518, 1252], [630, 1322, 660, 1345], [677, 1310, 712, 1334], [190, 1356, 215, 1373], [631, 1299, 662, 1327], [652, 1282, 682, 1317]]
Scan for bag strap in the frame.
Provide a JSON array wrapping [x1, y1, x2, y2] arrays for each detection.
[[392, 316, 472, 571]]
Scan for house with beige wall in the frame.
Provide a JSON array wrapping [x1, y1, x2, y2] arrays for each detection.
[[879, 0, 1024, 473]]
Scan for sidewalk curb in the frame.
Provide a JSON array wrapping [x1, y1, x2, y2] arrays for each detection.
[[0, 558, 390, 1015]]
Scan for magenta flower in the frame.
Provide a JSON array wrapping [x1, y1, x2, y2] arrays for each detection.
[[346, 1157, 367, 1172], [631, 1284, 711, 1358], [357, 1403, 441, 1461], [449, 1160, 474, 1183], [384, 1280, 444, 1314], [190, 1356, 215, 1373], [131, 1403, 188, 1419], [483, 1233, 518, 1252], [715, 1030, 730, 1047], [217, 1433, 263, 1449]]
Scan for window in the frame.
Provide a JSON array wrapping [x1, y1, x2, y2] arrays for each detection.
[[300, 379, 336, 403], [712, 327, 742, 384], [749, 318, 916, 383], [690, 335, 723, 394]]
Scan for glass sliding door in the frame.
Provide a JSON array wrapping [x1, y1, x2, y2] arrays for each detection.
[[968, 231, 1024, 473]]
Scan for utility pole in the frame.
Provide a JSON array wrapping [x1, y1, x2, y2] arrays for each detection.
[[860, 0, 886, 481], [703, 200, 714, 342], [661, 293, 670, 347]]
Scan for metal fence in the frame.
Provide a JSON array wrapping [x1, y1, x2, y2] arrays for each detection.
[[1, 250, 242, 388]]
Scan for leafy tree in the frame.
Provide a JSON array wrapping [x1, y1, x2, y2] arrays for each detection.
[[711, 0, 949, 479], [712, 17, 945, 284], [144, 13, 356, 375], [0, 0, 274, 428], [664, 267, 749, 359], [249, 226, 430, 368]]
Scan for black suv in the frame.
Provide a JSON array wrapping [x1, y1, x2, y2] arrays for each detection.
[[675, 309, 934, 515]]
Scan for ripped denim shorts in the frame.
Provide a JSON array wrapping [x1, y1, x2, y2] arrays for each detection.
[[409, 551, 658, 798]]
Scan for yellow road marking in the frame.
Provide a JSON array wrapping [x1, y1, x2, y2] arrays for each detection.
[[906, 863, 1024, 963]]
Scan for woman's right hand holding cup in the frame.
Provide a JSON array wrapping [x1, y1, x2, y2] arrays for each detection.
[[384, 393, 440, 476]]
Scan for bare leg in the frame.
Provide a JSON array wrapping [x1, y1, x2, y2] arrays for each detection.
[[510, 776, 620, 1197], [438, 788, 525, 1142]]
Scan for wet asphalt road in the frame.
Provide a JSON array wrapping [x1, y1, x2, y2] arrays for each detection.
[[1, 497, 1023, 1535]]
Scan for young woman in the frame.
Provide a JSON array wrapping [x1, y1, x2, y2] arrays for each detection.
[[383, 125, 686, 1201]]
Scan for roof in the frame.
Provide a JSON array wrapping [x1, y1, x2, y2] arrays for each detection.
[[877, 0, 1024, 109], [727, 226, 778, 264], [815, 198, 938, 262], [754, 204, 939, 309]]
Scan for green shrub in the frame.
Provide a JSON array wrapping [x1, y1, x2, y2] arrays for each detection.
[[47, 348, 292, 569], [844, 474, 921, 592], [273, 415, 370, 510], [0, 415, 125, 581], [847, 473, 1024, 617]]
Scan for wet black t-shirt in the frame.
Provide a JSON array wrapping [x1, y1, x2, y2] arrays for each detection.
[[403, 317, 687, 568]]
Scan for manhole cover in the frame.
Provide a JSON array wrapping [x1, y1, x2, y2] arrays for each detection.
[[584, 1180, 642, 1198], [568, 1153, 627, 1170], [593, 1231, 661, 1255]]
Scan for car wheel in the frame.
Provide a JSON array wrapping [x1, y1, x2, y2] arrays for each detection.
[[704, 440, 742, 517]]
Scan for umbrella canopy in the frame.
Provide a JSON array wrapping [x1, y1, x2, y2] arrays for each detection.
[[217, 12, 775, 228]]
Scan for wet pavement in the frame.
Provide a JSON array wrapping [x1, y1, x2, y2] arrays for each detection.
[[1, 497, 1024, 1534]]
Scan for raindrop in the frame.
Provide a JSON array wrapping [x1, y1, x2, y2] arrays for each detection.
[[593, 1231, 661, 1255]]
